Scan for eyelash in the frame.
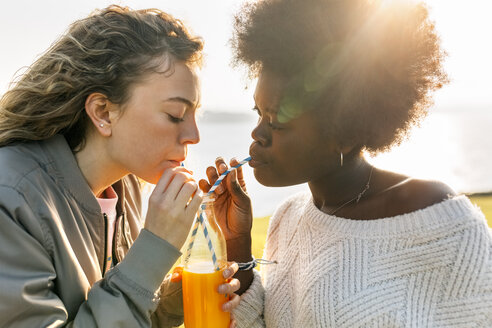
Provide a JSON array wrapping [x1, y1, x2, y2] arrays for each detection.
[[167, 114, 185, 123], [252, 106, 283, 130], [269, 123, 283, 131]]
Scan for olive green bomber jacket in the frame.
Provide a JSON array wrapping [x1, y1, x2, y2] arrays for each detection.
[[0, 135, 183, 327]]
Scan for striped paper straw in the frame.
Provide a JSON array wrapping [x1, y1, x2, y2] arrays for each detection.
[[198, 207, 219, 270], [208, 156, 251, 194], [184, 156, 251, 270], [183, 208, 208, 266]]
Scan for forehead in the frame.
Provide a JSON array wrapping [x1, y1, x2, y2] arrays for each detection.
[[129, 60, 201, 105], [254, 71, 288, 112]]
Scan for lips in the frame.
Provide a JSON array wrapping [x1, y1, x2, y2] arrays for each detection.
[[168, 158, 185, 167], [249, 143, 268, 168]]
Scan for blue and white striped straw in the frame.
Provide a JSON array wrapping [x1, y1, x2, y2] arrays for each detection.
[[184, 156, 251, 270], [208, 156, 251, 194]]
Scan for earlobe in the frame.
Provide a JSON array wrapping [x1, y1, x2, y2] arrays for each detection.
[[337, 144, 358, 165], [85, 93, 112, 137]]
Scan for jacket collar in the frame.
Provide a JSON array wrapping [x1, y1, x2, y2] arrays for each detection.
[[41, 135, 102, 215]]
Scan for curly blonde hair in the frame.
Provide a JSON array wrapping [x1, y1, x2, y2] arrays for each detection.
[[0, 5, 203, 150], [232, 0, 447, 153]]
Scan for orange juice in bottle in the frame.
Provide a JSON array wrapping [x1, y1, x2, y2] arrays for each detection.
[[182, 262, 230, 328], [182, 196, 230, 328]]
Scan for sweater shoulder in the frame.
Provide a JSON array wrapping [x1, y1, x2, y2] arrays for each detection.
[[273, 191, 311, 217], [267, 191, 311, 236]]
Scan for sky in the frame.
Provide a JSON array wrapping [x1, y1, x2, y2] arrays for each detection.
[[0, 0, 491, 113], [0, 0, 253, 112]]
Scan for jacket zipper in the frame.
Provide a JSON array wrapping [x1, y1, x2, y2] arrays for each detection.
[[102, 213, 109, 275], [112, 214, 120, 264]]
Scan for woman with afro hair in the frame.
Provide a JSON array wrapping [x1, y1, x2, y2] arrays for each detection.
[[201, 0, 492, 326]]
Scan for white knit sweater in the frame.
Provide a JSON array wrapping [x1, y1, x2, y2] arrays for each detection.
[[233, 193, 492, 327]]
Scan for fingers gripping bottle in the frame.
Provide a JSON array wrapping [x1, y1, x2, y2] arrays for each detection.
[[182, 195, 230, 328]]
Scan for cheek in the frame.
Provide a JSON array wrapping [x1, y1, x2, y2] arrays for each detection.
[[254, 139, 304, 186], [125, 118, 173, 151], [276, 131, 324, 172], [109, 125, 163, 169], [273, 132, 312, 162]]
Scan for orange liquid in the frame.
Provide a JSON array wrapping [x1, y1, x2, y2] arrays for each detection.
[[182, 262, 231, 328]]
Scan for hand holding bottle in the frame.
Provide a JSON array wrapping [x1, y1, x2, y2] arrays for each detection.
[[199, 157, 255, 295], [199, 157, 253, 250], [181, 194, 235, 327], [145, 167, 203, 249]]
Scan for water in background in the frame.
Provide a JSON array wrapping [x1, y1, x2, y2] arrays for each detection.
[[186, 111, 308, 218], [145, 107, 492, 218]]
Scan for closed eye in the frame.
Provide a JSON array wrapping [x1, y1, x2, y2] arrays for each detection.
[[252, 105, 284, 130], [167, 114, 185, 123], [268, 122, 284, 130]]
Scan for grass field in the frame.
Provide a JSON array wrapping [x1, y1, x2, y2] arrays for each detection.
[[469, 194, 492, 226]]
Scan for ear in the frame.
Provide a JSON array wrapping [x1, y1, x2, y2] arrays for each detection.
[[337, 144, 359, 165], [339, 145, 354, 155], [85, 93, 113, 137]]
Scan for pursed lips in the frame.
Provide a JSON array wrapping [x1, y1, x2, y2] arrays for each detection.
[[168, 159, 185, 167], [249, 143, 268, 168]]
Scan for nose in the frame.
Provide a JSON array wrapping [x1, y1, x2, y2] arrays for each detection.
[[251, 118, 270, 146], [181, 118, 200, 145]]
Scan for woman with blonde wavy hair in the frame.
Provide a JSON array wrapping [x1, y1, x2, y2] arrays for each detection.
[[0, 5, 239, 327]]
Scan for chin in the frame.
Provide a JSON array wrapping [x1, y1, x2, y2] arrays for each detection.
[[136, 175, 158, 185], [253, 169, 288, 187], [143, 165, 179, 185], [148, 177, 160, 185], [254, 168, 307, 187], [133, 170, 161, 185]]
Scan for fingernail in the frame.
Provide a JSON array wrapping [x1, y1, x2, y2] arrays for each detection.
[[223, 302, 231, 311], [219, 163, 227, 173], [223, 269, 231, 277], [218, 285, 226, 294]]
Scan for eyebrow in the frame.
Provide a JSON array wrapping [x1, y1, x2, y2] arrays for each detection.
[[254, 103, 276, 114], [253, 95, 276, 114], [163, 97, 199, 108]]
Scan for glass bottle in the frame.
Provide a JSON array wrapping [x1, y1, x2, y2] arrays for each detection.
[[182, 195, 230, 328]]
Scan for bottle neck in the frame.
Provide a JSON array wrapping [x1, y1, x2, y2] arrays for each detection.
[[182, 196, 227, 270]]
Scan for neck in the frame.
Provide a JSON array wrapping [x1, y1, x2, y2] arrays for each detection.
[[308, 153, 374, 214], [74, 134, 127, 197]]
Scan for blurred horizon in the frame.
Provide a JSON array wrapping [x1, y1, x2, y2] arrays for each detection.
[[184, 107, 492, 216]]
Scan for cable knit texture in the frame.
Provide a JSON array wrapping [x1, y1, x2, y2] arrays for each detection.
[[233, 193, 492, 327]]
